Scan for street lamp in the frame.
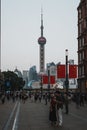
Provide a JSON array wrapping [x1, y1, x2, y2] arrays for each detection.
[[47, 64, 50, 95], [65, 49, 69, 114], [40, 75, 43, 96]]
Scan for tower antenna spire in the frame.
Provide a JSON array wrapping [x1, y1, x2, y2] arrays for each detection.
[[41, 6, 43, 20], [41, 6, 43, 37]]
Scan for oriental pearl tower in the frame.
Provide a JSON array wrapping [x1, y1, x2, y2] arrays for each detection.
[[38, 10, 46, 73]]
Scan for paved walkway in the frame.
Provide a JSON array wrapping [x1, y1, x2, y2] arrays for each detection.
[[0, 98, 87, 130], [18, 99, 87, 130]]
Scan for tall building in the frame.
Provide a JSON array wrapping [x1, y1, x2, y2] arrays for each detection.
[[77, 0, 87, 92], [38, 9, 46, 73], [23, 70, 29, 88], [29, 66, 38, 81]]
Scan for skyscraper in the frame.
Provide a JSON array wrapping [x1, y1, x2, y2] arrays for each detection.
[[77, 0, 87, 92], [38, 9, 46, 73]]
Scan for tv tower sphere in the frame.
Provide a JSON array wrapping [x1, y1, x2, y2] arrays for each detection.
[[38, 36, 46, 45]]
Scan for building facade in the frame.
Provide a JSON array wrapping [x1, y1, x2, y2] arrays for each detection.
[[77, 0, 87, 92], [29, 66, 38, 81], [22, 70, 29, 87]]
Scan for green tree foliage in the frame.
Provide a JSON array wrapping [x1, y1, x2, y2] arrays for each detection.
[[2, 71, 25, 91]]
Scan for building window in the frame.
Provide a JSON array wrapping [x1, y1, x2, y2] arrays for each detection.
[[86, 50, 87, 59], [79, 38, 82, 48], [79, 67, 81, 76], [79, 53, 82, 62], [79, 23, 82, 34], [83, 19, 86, 28], [82, 51, 84, 60], [78, 9, 82, 19], [82, 37, 84, 46], [82, 65, 84, 75], [86, 66, 87, 75]]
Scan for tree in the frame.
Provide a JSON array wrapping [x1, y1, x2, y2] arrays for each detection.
[[2, 71, 25, 91]]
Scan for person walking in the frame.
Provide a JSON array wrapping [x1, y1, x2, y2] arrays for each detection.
[[45, 93, 48, 105], [56, 90, 63, 127], [49, 94, 57, 126], [1, 94, 5, 104]]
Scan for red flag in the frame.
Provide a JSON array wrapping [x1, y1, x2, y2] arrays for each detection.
[[50, 76, 55, 84], [42, 75, 48, 84], [69, 65, 77, 78], [57, 65, 65, 78], [42, 75, 55, 84]]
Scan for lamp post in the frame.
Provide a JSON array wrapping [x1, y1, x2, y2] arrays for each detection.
[[65, 49, 69, 114], [47, 64, 50, 97], [40, 75, 43, 97]]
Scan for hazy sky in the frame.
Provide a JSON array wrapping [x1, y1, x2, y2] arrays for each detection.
[[1, 0, 80, 72]]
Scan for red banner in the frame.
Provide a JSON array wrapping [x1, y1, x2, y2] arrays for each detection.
[[57, 65, 65, 78], [57, 64, 77, 78], [42, 75, 55, 84], [50, 76, 55, 84], [42, 75, 48, 84], [69, 65, 77, 78]]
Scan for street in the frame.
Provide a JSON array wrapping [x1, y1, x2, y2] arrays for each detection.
[[0, 98, 87, 130]]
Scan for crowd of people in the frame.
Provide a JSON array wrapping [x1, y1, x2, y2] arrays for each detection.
[[28, 90, 87, 127], [0, 90, 29, 104], [0, 89, 87, 127]]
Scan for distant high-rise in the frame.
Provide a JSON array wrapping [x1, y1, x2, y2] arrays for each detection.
[[29, 66, 38, 81], [77, 0, 87, 92], [38, 9, 46, 73]]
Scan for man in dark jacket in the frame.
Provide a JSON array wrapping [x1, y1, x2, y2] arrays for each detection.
[[56, 90, 63, 127]]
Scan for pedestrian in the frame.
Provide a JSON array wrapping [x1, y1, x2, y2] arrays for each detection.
[[34, 93, 38, 102], [38, 93, 42, 102], [12, 93, 15, 103], [31, 94, 34, 102], [1, 94, 5, 104], [80, 93, 84, 106], [56, 90, 63, 127], [75, 92, 80, 108], [49, 94, 57, 126], [44, 93, 48, 105]]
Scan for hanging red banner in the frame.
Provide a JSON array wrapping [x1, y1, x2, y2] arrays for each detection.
[[50, 76, 55, 84], [42, 75, 55, 84], [57, 65, 65, 78], [57, 64, 78, 78], [42, 75, 48, 84], [69, 65, 77, 78]]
